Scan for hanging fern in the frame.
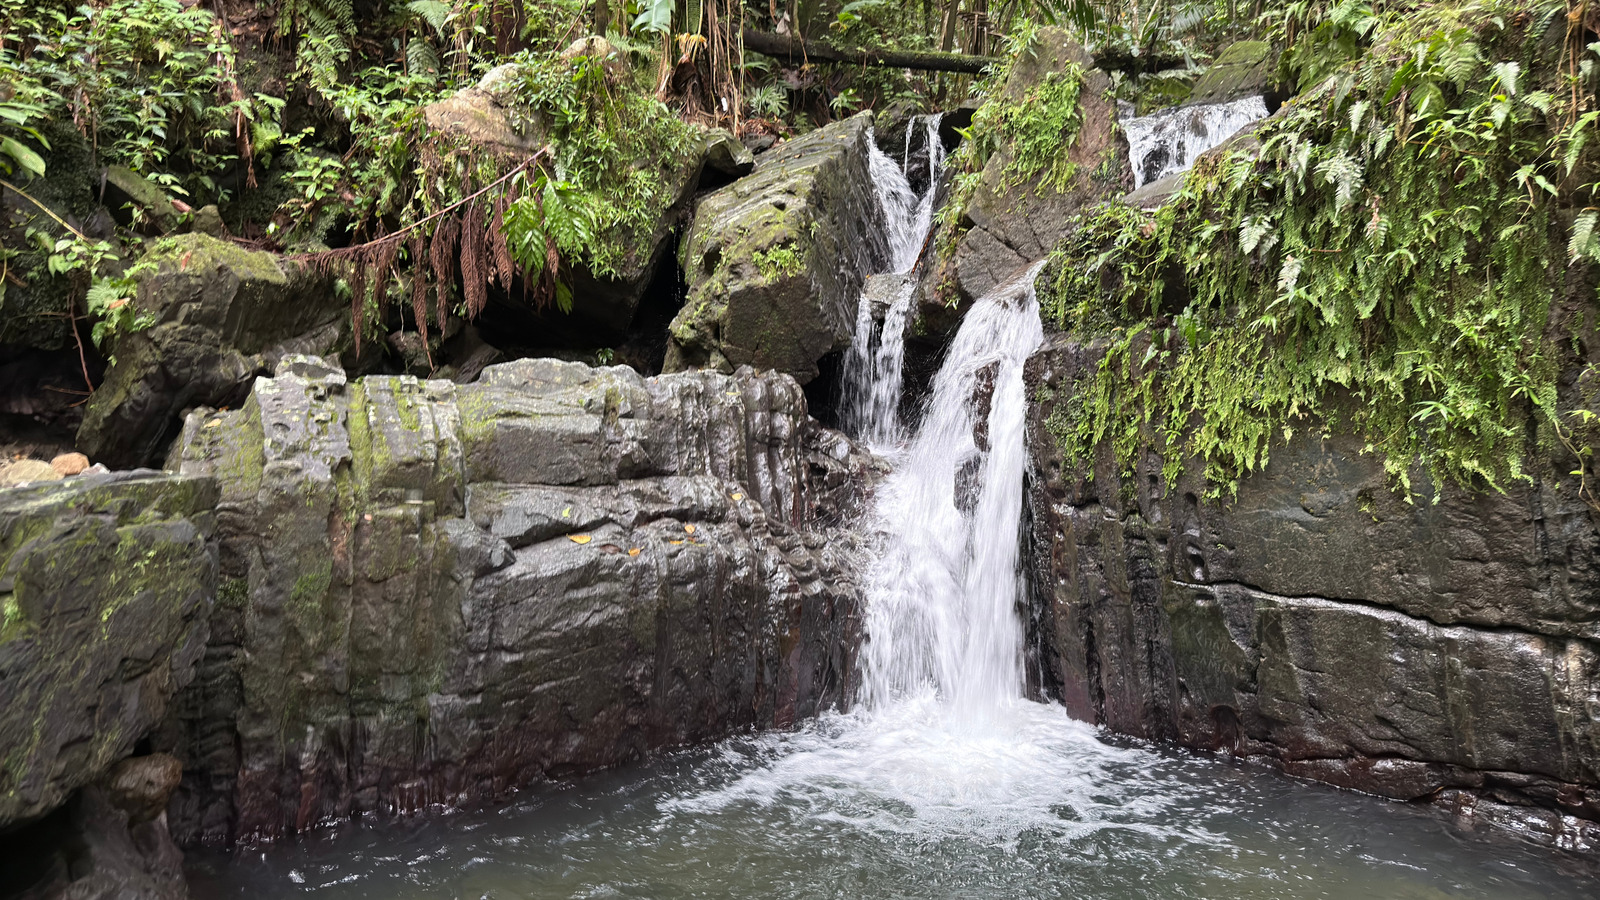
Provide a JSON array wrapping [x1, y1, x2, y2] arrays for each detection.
[[1040, 0, 1597, 499]]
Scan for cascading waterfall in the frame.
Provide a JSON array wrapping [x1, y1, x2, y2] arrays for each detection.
[[858, 265, 1043, 717], [1122, 95, 1269, 188], [840, 115, 945, 450]]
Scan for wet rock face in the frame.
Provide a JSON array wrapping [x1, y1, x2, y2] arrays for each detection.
[[0, 473, 218, 829], [665, 112, 888, 384], [1184, 40, 1279, 108], [0, 784, 192, 900], [76, 233, 344, 469], [165, 356, 871, 843], [931, 29, 1132, 309], [1024, 336, 1600, 845]]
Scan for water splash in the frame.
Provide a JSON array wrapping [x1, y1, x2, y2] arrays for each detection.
[[841, 115, 945, 450], [1123, 95, 1268, 188]]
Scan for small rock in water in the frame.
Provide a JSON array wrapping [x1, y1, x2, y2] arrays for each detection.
[[50, 452, 90, 476], [107, 753, 184, 822], [0, 458, 63, 486]]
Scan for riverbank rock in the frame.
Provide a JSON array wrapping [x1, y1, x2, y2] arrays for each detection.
[[926, 29, 1131, 312], [0, 459, 63, 487], [0, 472, 217, 829], [163, 356, 874, 842], [1184, 40, 1278, 108], [75, 233, 343, 469], [665, 111, 888, 384], [1024, 335, 1600, 845]]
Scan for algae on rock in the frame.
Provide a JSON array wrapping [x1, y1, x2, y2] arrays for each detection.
[[665, 112, 888, 384]]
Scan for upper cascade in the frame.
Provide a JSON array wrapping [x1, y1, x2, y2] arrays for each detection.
[[840, 115, 946, 450], [1121, 95, 1270, 188]]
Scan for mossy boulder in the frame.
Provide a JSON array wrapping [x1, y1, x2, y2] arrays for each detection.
[[423, 61, 704, 342], [166, 357, 872, 842], [665, 112, 887, 383], [0, 472, 217, 829], [1185, 40, 1278, 108], [76, 234, 343, 468], [926, 29, 1131, 316]]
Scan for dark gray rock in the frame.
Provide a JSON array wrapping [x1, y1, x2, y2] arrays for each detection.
[[76, 234, 344, 469], [1024, 334, 1600, 844], [702, 128, 755, 179], [0, 785, 190, 900], [164, 356, 872, 842], [0, 473, 217, 829], [665, 112, 888, 384]]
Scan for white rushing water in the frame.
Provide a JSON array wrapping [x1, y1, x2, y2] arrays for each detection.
[[840, 114, 945, 450], [673, 265, 1055, 842], [858, 264, 1043, 716], [1122, 94, 1269, 189]]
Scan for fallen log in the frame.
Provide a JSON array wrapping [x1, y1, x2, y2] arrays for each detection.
[[739, 29, 993, 74], [739, 30, 1190, 77]]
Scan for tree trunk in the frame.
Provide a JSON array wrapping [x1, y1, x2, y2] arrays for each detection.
[[739, 29, 1189, 76], [741, 27, 993, 73], [938, 0, 961, 53]]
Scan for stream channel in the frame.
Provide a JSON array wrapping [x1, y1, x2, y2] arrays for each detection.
[[189, 111, 1600, 900]]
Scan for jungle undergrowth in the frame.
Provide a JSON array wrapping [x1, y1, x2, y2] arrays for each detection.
[[1038, 0, 1600, 502]]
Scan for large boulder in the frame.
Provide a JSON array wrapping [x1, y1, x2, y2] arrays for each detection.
[[0, 472, 217, 829], [926, 29, 1131, 311], [163, 356, 874, 842], [423, 57, 704, 343], [665, 112, 888, 384], [1024, 336, 1600, 846], [1185, 40, 1278, 108], [75, 234, 344, 468]]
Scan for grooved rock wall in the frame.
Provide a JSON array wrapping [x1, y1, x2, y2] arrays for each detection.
[[1024, 334, 1600, 849], [163, 356, 872, 843]]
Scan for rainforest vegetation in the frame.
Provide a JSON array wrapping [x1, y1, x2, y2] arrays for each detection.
[[1, 0, 1596, 497]]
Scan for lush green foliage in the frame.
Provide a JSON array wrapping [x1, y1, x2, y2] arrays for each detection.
[[2, 0, 264, 197], [1041, 0, 1597, 497], [500, 50, 698, 280]]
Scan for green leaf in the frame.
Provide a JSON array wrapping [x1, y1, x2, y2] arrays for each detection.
[[632, 0, 672, 35], [0, 137, 46, 177]]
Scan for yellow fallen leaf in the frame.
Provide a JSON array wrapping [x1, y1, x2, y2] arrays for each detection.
[[668, 539, 685, 545], [568, 534, 592, 544], [730, 492, 743, 501], [628, 548, 641, 557], [204, 419, 222, 429], [561, 506, 572, 518], [684, 524, 697, 534]]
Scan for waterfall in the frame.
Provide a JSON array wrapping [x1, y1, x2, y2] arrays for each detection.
[[1123, 95, 1269, 188], [859, 263, 1044, 717], [840, 115, 945, 450]]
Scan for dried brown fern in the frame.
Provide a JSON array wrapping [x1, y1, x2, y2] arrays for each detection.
[[408, 234, 432, 369], [490, 192, 514, 292], [428, 215, 460, 334], [462, 200, 490, 319]]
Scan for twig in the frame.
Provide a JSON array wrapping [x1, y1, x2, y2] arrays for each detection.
[[67, 296, 94, 398], [0, 178, 88, 240]]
